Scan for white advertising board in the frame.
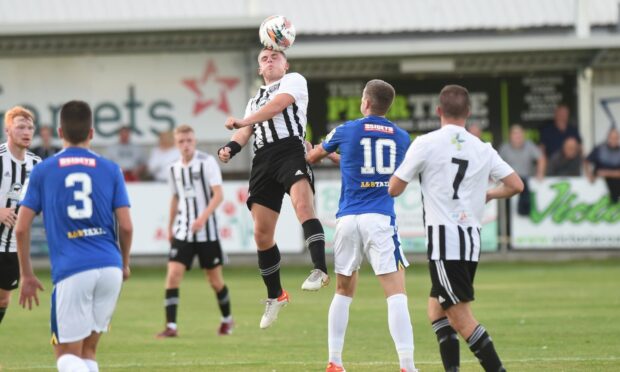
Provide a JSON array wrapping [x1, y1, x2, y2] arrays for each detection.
[[0, 52, 248, 144], [511, 178, 620, 249], [127, 181, 303, 255], [314, 180, 499, 253]]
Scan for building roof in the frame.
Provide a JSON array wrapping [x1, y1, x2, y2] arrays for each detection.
[[0, 0, 618, 36]]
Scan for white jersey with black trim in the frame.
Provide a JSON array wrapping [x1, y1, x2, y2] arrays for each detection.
[[245, 72, 308, 152], [394, 125, 514, 262], [168, 150, 222, 243], [0, 143, 42, 253]]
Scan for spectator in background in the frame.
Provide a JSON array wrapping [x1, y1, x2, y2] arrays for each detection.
[[499, 124, 546, 180], [147, 131, 180, 182], [499, 124, 545, 215], [585, 128, 620, 203], [547, 137, 582, 176], [466, 122, 483, 139], [539, 103, 581, 158], [105, 126, 146, 182], [31, 125, 61, 159]]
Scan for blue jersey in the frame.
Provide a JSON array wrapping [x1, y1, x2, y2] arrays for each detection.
[[21, 147, 130, 284], [322, 115, 410, 218]]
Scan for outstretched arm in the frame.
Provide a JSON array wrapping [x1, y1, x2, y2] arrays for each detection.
[[225, 94, 295, 130], [486, 172, 524, 202], [306, 143, 330, 164]]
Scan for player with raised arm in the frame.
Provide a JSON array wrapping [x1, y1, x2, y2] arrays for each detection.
[[0, 106, 40, 325], [307, 80, 418, 372], [218, 48, 328, 329], [16, 101, 133, 372], [156, 124, 233, 338], [389, 85, 523, 372]]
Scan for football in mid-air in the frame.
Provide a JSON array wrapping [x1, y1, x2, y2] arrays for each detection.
[[259, 15, 296, 51]]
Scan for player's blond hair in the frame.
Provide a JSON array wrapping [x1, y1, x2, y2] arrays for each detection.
[[174, 124, 194, 136], [4, 106, 35, 129]]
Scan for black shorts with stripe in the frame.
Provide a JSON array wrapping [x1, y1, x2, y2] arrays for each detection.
[[0, 252, 19, 290], [429, 260, 478, 310], [169, 239, 223, 270], [247, 136, 314, 213]]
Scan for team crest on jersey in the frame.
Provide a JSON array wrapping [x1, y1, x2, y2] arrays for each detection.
[[268, 83, 280, 94], [183, 185, 196, 198], [192, 172, 201, 180], [451, 133, 465, 150], [254, 93, 271, 110]]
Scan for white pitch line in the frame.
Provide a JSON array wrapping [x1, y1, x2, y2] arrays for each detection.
[[5, 355, 620, 370]]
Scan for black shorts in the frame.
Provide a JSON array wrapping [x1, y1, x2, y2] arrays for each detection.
[[247, 137, 315, 213], [169, 239, 224, 270], [0, 253, 19, 290], [429, 260, 478, 310]]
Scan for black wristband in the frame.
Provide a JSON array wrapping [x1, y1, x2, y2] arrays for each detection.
[[220, 141, 242, 159]]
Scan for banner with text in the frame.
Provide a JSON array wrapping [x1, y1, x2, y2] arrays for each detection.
[[307, 75, 576, 145], [315, 180, 499, 253], [511, 177, 620, 249], [0, 53, 248, 144]]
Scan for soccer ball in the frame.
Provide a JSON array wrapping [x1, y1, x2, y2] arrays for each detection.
[[259, 15, 296, 51]]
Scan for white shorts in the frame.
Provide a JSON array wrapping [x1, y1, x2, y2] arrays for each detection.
[[51, 267, 123, 344], [333, 213, 409, 276]]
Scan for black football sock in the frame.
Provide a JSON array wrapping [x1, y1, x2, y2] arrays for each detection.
[[257, 244, 283, 299], [0, 307, 6, 323], [165, 288, 179, 325], [467, 324, 505, 372], [302, 218, 327, 274], [216, 285, 231, 318], [432, 317, 460, 371]]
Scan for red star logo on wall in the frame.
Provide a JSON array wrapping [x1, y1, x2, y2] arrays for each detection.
[[182, 60, 240, 116]]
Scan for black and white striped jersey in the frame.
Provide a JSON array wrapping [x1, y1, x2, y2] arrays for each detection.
[[0, 143, 41, 253], [394, 125, 514, 262], [245, 72, 308, 152], [168, 150, 222, 243]]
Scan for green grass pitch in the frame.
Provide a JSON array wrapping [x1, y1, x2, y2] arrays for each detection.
[[1, 260, 619, 371]]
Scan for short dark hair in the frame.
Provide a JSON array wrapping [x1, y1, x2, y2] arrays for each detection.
[[439, 85, 470, 120], [60, 101, 92, 144], [364, 79, 395, 116]]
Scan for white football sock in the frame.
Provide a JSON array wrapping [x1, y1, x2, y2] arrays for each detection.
[[82, 359, 99, 372], [387, 293, 416, 372], [166, 322, 177, 330], [328, 293, 353, 365], [56, 354, 88, 372]]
